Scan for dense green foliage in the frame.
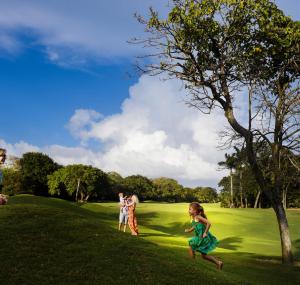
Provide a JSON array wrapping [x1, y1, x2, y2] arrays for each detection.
[[121, 175, 154, 201], [48, 164, 109, 201], [106, 171, 124, 198], [0, 168, 22, 196], [1, 152, 217, 203], [218, 147, 300, 208], [0, 195, 299, 285], [3, 149, 297, 207], [152, 177, 184, 202], [20, 152, 60, 196]]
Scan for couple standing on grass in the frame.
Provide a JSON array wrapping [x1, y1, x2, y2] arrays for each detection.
[[118, 193, 139, 236]]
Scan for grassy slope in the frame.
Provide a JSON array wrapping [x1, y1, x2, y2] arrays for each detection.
[[0, 195, 299, 285]]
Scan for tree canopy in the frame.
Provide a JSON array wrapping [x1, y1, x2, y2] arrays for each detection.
[[48, 164, 109, 202], [20, 152, 60, 196], [121, 175, 154, 201]]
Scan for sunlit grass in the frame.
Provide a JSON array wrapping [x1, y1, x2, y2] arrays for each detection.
[[85, 201, 300, 259], [0, 195, 299, 285]]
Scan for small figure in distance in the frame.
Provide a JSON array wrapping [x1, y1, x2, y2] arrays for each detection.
[[118, 193, 128, 232]]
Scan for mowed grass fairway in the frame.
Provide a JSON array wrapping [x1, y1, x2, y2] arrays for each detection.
[[0, 195, 299, 285]]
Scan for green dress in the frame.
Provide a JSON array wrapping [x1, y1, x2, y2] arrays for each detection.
[[188, 220, 219, 254]]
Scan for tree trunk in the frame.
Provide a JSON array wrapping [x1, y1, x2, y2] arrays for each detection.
[[239, 170, 244, 208], [80, 191, 84, 202], [245, 197, 248, 208], [282, 187, 288, 210], [222, 80, 293, 264], [75, 178, 81, 202], [273, 202, 293, 264], [230, 169, 234, 208], [248, 156, 294, 264], [254, 190, 261, 209]]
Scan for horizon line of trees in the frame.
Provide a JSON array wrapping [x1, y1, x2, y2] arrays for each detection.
[[1, 150, 299, 208], [0, 151, 218, 204]]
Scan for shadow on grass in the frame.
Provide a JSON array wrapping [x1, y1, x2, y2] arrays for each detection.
[[293, 239, 300, 260], [141, 223, 183, 237], [2, 195, 300, 285], [138, 233, 172, 237], [218, 237, 243, 250], [207, 251, 300, 285], [7, 196, 300, 261]]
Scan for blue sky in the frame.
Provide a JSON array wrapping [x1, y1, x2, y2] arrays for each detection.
[[0, 47, 136, 147], [0, 0, 299, 187]]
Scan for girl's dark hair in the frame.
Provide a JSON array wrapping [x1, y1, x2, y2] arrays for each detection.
[[189, 202, 207, 219]]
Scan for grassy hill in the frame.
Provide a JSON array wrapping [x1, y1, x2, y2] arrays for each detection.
[[0, 195, 299, 285]]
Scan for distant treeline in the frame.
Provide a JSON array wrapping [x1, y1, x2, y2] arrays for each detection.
[[218, 146, 300, 209], [0, 152, 218, 203]]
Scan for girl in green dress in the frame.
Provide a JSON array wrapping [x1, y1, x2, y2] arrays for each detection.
[[185, 202, 223, 270]]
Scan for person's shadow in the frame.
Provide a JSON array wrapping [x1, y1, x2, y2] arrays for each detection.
[[138, 232, 173, 237], [218, 237, 243, 250]]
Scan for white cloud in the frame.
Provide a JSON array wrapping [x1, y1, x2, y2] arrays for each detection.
[[0, 139, 40, 156], [0, 0, 168, 64], [66, 109, 103, 145], [0, 30, 21, 54], [0, 0, 298, 65], [44, 145, 98, 166], [0, 76, 230, 187], [67, 76, 229, 186]]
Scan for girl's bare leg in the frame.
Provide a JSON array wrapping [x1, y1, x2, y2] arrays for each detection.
[[124, 224, 127, 233], [118, 223, 122, 231], [201, 254, 223, 270], [188, 247, 195, 259]]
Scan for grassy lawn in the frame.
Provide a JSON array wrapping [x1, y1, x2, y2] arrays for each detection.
[[0, 195, 299, 284]]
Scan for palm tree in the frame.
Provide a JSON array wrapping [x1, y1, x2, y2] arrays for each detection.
[[233, 147, 248, 208], [218, 153, 237, 208]]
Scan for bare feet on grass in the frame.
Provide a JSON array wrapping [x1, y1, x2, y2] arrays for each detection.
[[217, 261, 223, 270]]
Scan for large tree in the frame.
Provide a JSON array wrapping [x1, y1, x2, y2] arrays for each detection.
[[122, 175, 154, 201], [20, 152, 60, 196], [152, 177, 184, 202], [135, 0, 300, 264], [193, 187, 218, 203], [107, 171, 125, 199], [48, 165, 109, 202]]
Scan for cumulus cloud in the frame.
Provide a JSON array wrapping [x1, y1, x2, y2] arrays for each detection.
[[1, 76, 231, 187], [0, 138, 99, 169], [66, 109, 103, 145], [66, 75, 229, 186], [0, 139, 40, 156]]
